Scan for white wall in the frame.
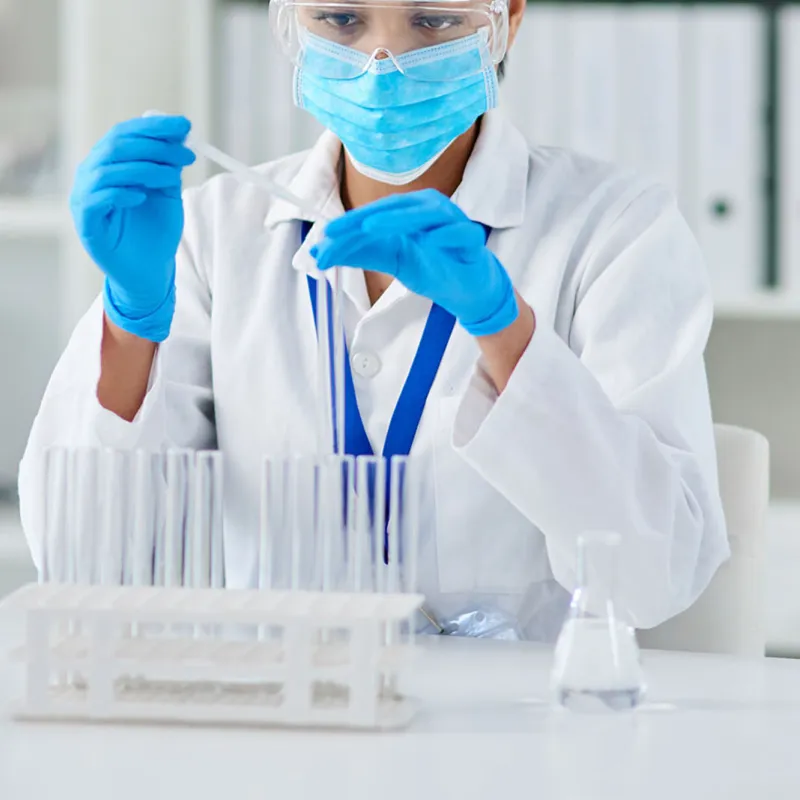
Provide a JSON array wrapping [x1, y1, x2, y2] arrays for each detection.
[[0, 0, 58, 85]]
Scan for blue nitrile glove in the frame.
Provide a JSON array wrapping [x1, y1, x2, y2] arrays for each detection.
[[69, 115, 196, 342], [310, 189, 518, 337]]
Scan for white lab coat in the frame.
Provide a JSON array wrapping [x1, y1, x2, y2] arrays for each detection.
[[18, 111, 728, 640]]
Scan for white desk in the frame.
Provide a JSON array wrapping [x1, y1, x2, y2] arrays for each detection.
[[0, 635, 798, 800]]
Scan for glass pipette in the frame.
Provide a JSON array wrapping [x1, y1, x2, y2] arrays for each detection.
[[188, 134, 332, 223], [142, 111, 331, 223], [172, 118, 344, 456]]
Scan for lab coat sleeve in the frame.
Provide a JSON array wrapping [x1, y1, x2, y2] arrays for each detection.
[[17, 186, 215, 568], [452, 184, 730, 630]]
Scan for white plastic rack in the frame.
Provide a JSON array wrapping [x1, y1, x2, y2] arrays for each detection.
[[1, 583, 424, 730]]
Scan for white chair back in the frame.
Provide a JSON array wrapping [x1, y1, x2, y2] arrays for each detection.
[[638, 424, 769, 656]]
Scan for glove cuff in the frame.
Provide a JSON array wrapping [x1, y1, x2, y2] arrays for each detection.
[[460, 255, 519, 337], [103, 271, 176, 343]]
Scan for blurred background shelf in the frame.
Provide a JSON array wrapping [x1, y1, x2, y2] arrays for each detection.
[[0, 504, 35, 599], [714, 291, 800, 320], [0, 505, 26, 560], [0, 197, 64, 236], [0, 0, 216, 492]]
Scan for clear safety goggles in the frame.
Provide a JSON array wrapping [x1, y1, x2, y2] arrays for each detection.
[[269, 0, 509, 81]]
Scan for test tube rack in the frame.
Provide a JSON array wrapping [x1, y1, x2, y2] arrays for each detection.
[[0, 583, 424, 730]]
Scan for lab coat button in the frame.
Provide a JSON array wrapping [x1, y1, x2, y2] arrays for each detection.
[[351, 351, 381, 378]]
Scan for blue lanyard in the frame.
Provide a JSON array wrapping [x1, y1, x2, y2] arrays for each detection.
[[302, 219, 489, 555]]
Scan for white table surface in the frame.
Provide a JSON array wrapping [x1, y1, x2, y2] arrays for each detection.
[[1, 635, 799, 800]]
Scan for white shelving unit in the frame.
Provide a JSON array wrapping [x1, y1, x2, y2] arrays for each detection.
[[0, 198, 64, 236], [0, 0, 216, 488], [714, 292, 800, 320]]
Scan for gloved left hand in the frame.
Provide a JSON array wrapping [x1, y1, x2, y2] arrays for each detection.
[[310, 189, 519, 337]]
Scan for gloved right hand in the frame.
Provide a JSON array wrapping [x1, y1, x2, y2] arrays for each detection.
[[69, 115, 196, 342]]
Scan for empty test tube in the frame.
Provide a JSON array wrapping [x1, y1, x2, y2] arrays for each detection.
[[164, 450, 190, 588], [43, 446, 68, 583], [192, 451, 225, 590], [130, 450, 155, 587]]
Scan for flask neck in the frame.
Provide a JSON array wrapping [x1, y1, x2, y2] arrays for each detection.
[[572, 531, 621, 619]]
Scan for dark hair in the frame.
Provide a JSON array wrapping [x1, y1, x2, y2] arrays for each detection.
[[498, 58, 505, 81]]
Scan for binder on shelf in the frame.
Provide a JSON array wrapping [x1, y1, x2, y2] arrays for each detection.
[[258, 9, 295, 162], [563, 5, 619, 164], [615, 7, 682, 201], [500, 4, 568, 149], [220, 2, 321, 166], [220, 1, 260, 165], [780, 6, 800, 296], [681, 5, 765, 305]]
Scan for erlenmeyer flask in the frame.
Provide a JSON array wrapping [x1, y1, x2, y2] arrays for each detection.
[[551, 531, 646, 712]]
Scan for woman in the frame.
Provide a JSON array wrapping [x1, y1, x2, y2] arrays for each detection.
[[19, 0, 728, 640]]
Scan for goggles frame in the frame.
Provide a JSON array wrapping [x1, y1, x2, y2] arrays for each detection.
[[269, 0, 509, 78]]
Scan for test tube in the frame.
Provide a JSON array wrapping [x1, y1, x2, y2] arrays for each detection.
[[319, 457, 335, 594], [401, 460, 421, 600], [352, 456, 387, 593], [208, 454, 225, 590], [130, 450, 156, 587], [258, 455, 290, 642], [164, 449, 190, 588], [192, 451, 225, 590], [258, 457, 277, 592], [43, 446, 68, 583], [191, 457, 210, 591], [318, 453, 352, 593], [387, 457, 403, 595], [71, 448, 99, 585], [63, 449, 78, 584], [289, 457, 303, 591], [352, 456, 371, 592], [391, 456, 423, 641], [182, 454, 197, 588], [332, 269, 346, 458], [372, 458, 387, 593], [260, 455, 303, 592], [341, 454, 356, 592], [98, 448, 125, 586], [316, 278, 333, 456]]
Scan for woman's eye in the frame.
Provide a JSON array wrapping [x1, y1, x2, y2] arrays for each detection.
[[312, 11, 360, 29], [414, 14, 462, 31]]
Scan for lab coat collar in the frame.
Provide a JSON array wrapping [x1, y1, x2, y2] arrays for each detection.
[[263, 129, 345, 231], [267, 109, 530, 276], [451, 110, 530, 231]]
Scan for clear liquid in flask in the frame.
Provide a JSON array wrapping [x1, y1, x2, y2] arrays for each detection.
[[551, 532, 646, 713]]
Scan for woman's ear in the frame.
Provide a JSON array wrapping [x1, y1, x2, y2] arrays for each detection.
[[506, 0, 526, 51]]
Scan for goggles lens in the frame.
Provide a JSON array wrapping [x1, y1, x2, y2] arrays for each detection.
[[271, 1, 508, 81]]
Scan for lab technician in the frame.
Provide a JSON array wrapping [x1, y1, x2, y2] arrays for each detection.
[[19, 0, 728, 640]]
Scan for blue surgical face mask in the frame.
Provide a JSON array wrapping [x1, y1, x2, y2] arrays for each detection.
[[293, 30, 499, 185]]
